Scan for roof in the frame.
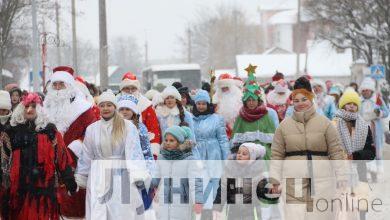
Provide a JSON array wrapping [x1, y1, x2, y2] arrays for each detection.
[[268, 9, 313, 25], [143, 63, 201, 72], [259, 0, 297, 11], [2, 69, 14, 78], [84, 65, 121, 85], [236, 41, 353, 78], [263, 46, 292, 54]]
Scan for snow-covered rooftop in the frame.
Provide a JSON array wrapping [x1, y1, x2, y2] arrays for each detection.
[[268, 9, 313, 25], [236, 41, 353, 78], [143, 64, 200, 72], [259, 0, 297, 11]]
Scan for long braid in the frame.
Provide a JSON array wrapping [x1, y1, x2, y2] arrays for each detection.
[[131, 114, 140, 129], [176, 100, 188, 127]]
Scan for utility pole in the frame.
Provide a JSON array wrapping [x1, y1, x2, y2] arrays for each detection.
[[55, 0, 61, 65], [99, 0, 109, 90], [144, 30, 149, 67], [233, 9, 238, 56], [295, 0, 301, 76], [41, 20, 47, 90], [187, 26, 192, 63], [71, 0, 78, 75], [31, 0, 40, 92]]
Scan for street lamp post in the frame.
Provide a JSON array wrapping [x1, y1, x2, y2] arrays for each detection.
[[40, 32, 68, 90]]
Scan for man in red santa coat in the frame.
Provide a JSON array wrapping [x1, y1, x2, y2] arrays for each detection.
[[212, 73, 243, 139], [43, 66, 98, 218], [118, 72, 161, 157], [266, 72, 291, 122]]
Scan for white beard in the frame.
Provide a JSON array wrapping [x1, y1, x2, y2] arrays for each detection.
[[44, 87, 76, 133], [216, 86, 242, 126]]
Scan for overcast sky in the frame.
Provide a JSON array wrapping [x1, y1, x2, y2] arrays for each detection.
[[59, 0, 261, 61]]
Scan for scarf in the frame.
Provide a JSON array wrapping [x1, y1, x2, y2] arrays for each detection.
[[239, 105, 268, 122], [0, 112, 11, 126], [192, 103, 214, 117], [160, 148, 193, 160], [335, 109, 369, 155]]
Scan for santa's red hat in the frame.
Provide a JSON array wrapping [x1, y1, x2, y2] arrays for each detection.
[[75, 76, 86, 85], [216, 73, 235, 88], [50, 66, 75, 85], [120, 72, 140, 90]]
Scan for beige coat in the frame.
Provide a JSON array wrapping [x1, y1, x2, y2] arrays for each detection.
[[270, 106, 347, 219]]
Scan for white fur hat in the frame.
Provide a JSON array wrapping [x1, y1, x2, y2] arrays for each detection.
[[98, 89, 117, 107], [145, 89, 159, 101], [239, 142, 266, 160], [312, 79, 326, 90], [152, 92, 164, 107], [0, 90, 11, 110], [161, 86, 182, 101], [359, 77, 376, 92]]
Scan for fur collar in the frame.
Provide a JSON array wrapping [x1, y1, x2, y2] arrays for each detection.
[[156, 105, 180, 117]]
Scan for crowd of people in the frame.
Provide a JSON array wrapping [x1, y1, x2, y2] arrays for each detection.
[[0, 64, 388, 220]]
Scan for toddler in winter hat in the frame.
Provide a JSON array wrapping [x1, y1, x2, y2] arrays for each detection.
[[239, 142, 266, 160], [164, 125, 192, 144]]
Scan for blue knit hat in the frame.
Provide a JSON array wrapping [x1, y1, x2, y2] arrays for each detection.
[[164, 126, 192, 143], [194, 89, 210, 104]]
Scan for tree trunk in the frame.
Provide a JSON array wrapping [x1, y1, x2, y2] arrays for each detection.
[[99, 0, 108, 90]]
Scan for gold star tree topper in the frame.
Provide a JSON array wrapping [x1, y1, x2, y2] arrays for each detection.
[[245, 64, 257, 75]]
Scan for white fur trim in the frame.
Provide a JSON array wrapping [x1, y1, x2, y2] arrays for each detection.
[[0, 90, 11, 110], [216, 79, 236, 88], [145, 90, 159, 100], [98, 90, 117, 107], [138, 94, 152, 112], [312, 79, 326, 90], [161, 86, 181, 101], [232, 131, 274, 144], [63, 96, 93, 132], [68, 139, 84, 158], [75, 174, 88, 188], [120, 79, 140, 90], [75, 81, 95, 104], [359, 77, 376, 92], [50, 71, 75, 85]]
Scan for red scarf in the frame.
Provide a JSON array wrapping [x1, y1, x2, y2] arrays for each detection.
[[239, 105, 268, 122]]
